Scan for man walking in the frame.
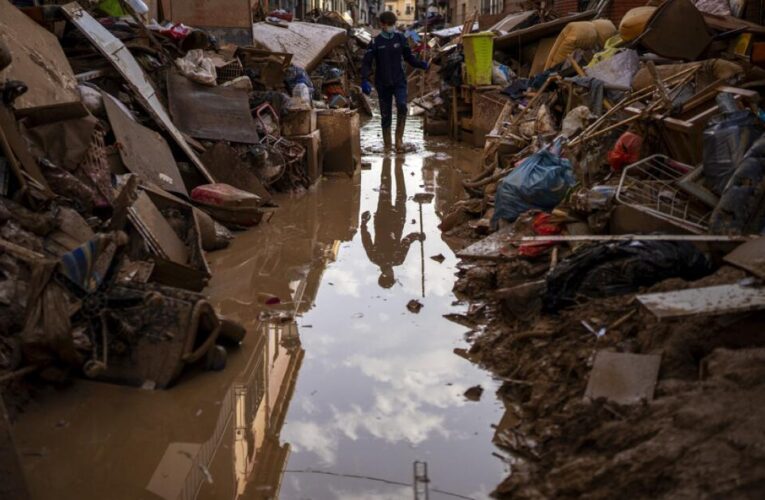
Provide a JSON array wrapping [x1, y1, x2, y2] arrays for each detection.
[[361, 11, 428, 153]]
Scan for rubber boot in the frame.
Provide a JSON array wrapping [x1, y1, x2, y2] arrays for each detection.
[[382, 127, 392, 151], [395, 113, 406, 153]]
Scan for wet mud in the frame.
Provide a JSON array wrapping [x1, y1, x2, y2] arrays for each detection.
[[450, 236, 765, 498], [12, 116, 514, 499]]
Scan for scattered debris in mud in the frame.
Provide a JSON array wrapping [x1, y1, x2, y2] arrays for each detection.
[[464, 385, 484, 402], [407, 299, 424, 313]]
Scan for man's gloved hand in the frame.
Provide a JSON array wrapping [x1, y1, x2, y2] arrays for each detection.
[[361, 80, 372, 95]]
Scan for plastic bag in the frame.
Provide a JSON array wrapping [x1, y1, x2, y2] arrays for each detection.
[[175, 49, 217, 86], [608, 131, 643, 172], [284, 65, 314, 95], [702, 106, 760, 195], [518, 212, 563, 257], [561, 105, 594, 138], [292, 82, 312, 106], [543, 240, 712, 311], [492, 62, 515, 86], [710, 133, 765, 234], [586, 48, 640, 90], [491, 147, 575, 227]]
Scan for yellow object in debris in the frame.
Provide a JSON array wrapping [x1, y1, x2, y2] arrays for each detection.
[[97, 0, 126, 16], [619, 6, 657, 42], [544, 20, 616, 70], [593, 19, 617, 45], [587, 34, 624, 68], [463, 32, 496, 86]]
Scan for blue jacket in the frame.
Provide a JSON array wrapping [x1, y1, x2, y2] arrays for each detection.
[[361, 32, 426, 88]]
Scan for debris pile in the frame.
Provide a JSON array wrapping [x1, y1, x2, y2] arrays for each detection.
[[0, 1, 362, 392], [421, 1, 765, 496]]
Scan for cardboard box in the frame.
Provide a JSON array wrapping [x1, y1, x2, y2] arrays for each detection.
[[282, 108, 316, 136], [288, 129, 323, 184], [316, 109, 360, 175]]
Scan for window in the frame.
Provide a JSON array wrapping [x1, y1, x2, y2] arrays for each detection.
[[405, 3, 412, 14], [481, 0, 502, 14], [386, 3, 394, 10]]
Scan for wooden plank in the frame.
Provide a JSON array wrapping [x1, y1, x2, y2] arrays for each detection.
[[637, 283, 765, 319], [0, 0, 80, 111], [129, 191, 189, 265], [530, 37, 557, 77], [520, 234, 751, 243], [724, 237, 765, 279]]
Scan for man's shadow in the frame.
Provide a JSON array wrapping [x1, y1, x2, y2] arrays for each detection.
[[361, 156, 424, 288]]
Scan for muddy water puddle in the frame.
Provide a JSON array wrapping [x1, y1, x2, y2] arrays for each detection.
[[14, 116, 508, 499]]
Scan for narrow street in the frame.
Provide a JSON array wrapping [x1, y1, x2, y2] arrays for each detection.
[[14, 115, 508, 499], [3, 1, 765, 498]]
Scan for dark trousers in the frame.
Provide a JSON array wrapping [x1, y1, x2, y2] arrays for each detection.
[[377, 83, 407, 129]]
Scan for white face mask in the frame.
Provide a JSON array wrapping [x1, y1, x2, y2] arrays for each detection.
[[383, 25, 395, 33]]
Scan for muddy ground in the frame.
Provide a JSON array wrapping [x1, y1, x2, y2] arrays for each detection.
[[444, 211, 765, 498]]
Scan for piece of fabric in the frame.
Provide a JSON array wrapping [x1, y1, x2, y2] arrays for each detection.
[[361, 32, 427, 87], [568, 76, 605, 115], [59, 234, 116, 293], [377, 83, 408, 129]]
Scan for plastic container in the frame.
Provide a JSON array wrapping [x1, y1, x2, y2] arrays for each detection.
[[292, 82, 312, 107], [463, 32, 495, 86]]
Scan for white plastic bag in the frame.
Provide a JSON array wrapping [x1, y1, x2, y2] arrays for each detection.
[[175, 49, 217, 86]]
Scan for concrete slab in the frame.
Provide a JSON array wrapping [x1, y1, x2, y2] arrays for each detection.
[[585, 351, 661, 405]]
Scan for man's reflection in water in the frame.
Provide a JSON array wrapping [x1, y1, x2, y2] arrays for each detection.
[[361, 156, 425, 288]]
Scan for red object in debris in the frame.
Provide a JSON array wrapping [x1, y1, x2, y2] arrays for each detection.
[[191, 183, 261, 208], [518, 212, 562, 257], [323, 83, 346, 97], [268, 9, 294, 21], [608, 131, 643, 172], [532, 212, 561, 235], [159, 23, 192, 41]]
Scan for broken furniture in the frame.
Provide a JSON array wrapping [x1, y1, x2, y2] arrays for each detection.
[[251, 22, 348, 72], [60, 2, 216, 184], [167, 71, 259, 144], [287, 129, 323, 185], [127, 188, 211, 292], [316, 109, 360, 175], [102, 92, 189, 197]]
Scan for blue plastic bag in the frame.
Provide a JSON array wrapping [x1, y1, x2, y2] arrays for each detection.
[[491, 148, 575, 227]]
